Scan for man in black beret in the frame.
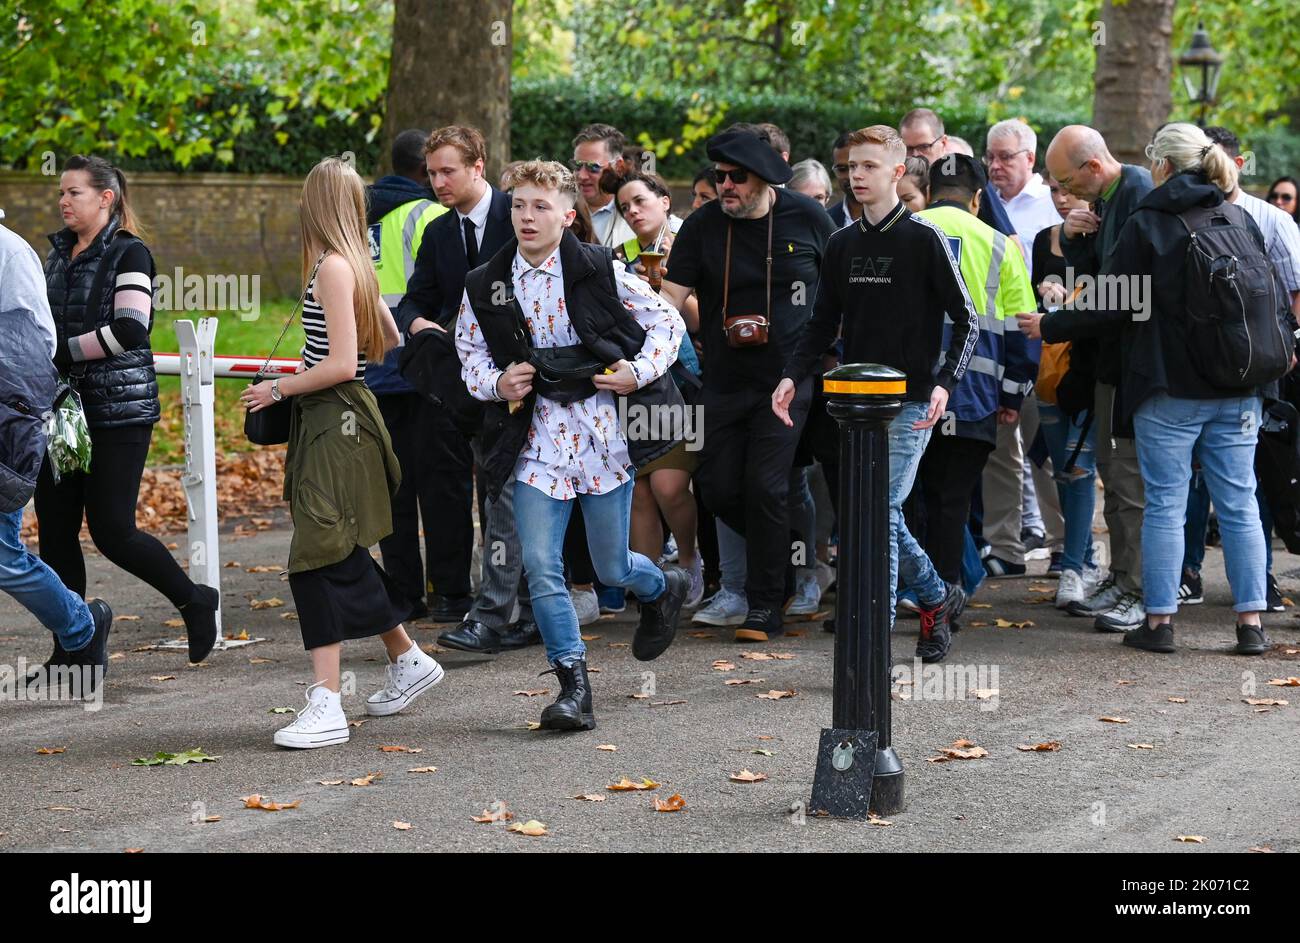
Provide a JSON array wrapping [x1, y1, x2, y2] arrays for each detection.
[[660, 126, 835, 642]]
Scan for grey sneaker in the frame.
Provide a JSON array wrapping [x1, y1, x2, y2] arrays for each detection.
[[1235, 623, 1271, 655], [1069, 576, 1121, 617], [1094, 592, 1146, 633], [571, 587, 600, 626], [692, 588, 748, 626], [785, 572, 822, 616]]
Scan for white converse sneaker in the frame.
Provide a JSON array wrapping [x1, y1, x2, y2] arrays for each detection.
[[366, 643, 445, 717], [692, 588, 748, 626], [571, 587, 601, 627], [785, 572, 822, 616], [273, 682, 350, 749], [1055, 568, 1086, 610]]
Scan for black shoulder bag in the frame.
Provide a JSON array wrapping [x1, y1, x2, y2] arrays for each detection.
[[244, 253, 326, 445]]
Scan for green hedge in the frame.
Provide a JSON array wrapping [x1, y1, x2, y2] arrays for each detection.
[[108, 76, 1297, 182]]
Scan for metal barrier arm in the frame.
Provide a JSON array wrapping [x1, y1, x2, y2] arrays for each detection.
[[151, 321, 286, 655]]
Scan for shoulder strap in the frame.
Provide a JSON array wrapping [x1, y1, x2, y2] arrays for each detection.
[[256, 252, 326, 381]]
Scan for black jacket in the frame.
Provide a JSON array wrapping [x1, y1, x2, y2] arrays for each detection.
[[44, 219, 159, 428], [1042, 171, 1288, 432], [397, 186, 513, 333], [465, 230, 685, 501]]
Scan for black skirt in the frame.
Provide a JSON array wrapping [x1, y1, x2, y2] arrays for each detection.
[[289, 545, 412, 650]]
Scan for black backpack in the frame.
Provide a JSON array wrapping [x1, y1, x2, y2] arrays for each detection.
[[1179, 202, 1293, 391]]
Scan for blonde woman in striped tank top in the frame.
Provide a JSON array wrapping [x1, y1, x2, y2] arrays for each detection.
[[242, 157, 445, 749]]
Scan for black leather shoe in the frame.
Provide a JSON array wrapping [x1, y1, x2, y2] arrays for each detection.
[[634, 566, 689, 661], [60, 598, 114, 696], [498, 618, 541, 651], [437, 619, 502, 654], [429, 594, 472, 623], [26, 635, 69, 686], [539, 660, 596, 731], [406, 600, 430, 621]]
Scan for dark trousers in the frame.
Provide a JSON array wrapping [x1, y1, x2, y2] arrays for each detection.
[[918, 433, 995, 585], [376, 392, 474, 602], [696, 378, 812, 610], [34, 424, 194, 607]]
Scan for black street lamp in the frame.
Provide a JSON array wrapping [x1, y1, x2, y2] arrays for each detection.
[[1177, 22, 1224, 128]]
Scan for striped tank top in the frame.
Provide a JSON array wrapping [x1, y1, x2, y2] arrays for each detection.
[[300, 256, 367, 378]]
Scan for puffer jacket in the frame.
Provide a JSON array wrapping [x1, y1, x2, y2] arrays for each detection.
[[44, 218, 159, 428]]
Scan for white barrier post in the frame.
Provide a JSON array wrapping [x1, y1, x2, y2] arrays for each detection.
[[172, 318, 224, 649]]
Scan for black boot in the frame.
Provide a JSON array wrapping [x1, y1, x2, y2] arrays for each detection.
[[26, 635, 68, 686], [181, 584, 220, 663], [60, 599, 114, 697], [634, 566, 689, 661], [538, 660, 596, 731]]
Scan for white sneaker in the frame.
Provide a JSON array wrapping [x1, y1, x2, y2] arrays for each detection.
[[786, 572, 822, 616], [815, 560, 836, 595], [571, 587, 600, 626], [1094, 592, 1146, 633], [692, 588, 748, 626], [684, 557, 705, 609], [273, 682, 350, 749], [1055, 569, 1086, 610], [365, 642, 445, 717]]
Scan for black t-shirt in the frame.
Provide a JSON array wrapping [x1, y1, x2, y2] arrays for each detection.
[[667, 188, 834, 392], [1031, 225, 1068, 314]]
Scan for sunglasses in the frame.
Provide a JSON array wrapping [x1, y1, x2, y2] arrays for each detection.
[[713, 167, 750, 185], [1270, 192, 1295, 204], [569, 159, 606, 174]]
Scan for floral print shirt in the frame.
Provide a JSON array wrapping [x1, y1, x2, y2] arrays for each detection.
[[456, 246, 684, 500]]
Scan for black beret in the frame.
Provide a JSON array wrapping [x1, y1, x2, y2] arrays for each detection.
[[706, 130, 793, 185]]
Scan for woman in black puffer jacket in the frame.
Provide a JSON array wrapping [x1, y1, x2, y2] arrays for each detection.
[[36, 156, 219, 663]]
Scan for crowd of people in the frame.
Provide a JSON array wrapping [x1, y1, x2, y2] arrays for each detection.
[[3, 105, 1299, 750]]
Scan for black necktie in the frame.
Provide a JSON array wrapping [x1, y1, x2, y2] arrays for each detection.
[[463, 217, 479, 269]]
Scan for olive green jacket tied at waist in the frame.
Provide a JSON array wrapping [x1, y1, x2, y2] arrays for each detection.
[[283, 380, 401, 574]]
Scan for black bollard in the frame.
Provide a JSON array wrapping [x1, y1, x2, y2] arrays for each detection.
[[809, 363, 906, 818]]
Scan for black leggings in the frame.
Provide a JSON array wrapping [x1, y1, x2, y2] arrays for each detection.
[[34, 424, 195, 608]]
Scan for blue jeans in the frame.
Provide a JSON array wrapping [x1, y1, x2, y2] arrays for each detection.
[[1037, 402, 1097, 574], [1183, 471, 1274, 574], [1134, 393, 1267, 615], [0, 508, 93, 651], [514, 476, 667, 665], [889, 403, 946, 625]]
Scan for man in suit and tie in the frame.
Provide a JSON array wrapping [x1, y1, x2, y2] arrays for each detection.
[[398, 125, 540, 653]]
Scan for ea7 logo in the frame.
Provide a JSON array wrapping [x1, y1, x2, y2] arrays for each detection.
[[849, 256, 893, 278], [50, 873, 152, 923]]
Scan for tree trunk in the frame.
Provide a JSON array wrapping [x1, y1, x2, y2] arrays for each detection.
[[383, 0, 513, 180], [1092, 0, 1176, 166]]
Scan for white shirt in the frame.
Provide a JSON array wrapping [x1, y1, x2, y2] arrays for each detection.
[[457, 183, 492, 254], [993, 173, 1059, 280], [456, 246, 685, 501], [0, 216, 57, 358], [1231, 189, 1300, 293], [590, 197, 638, 249]]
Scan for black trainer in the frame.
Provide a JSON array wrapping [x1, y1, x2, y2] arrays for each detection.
[[916, 584, 961, 663], [1266, 575, 1287, 613], [62, 598, 114, 696], [633, 566, 689, 661], [1235, 623, 1271, 656], [538, 660, 596, 731], [734, 607, 784, 643], [1178, 569, 1204, 605], [1122, 621, 1175, 653]]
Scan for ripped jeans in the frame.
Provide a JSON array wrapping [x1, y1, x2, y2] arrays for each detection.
[[1037, 401, 1097, 574]]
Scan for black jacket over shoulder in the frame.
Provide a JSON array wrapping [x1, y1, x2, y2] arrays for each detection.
[[1042, 171, 1290, 435], [45, 219, 159, 428], [465, 230, 685, 501]]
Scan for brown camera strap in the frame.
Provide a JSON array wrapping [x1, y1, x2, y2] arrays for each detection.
[[721, 191, 775, 331]]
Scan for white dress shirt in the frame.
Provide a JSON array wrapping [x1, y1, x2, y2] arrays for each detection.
[[993, 174, 1060, 280], [456, 245, 685, 501], [457, 183, 492, 255]]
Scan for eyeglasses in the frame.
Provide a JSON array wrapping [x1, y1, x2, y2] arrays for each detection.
[[984, 148, 1031, 165], [905, 137, 943, 157], [569, 159, 606, 174], [1056, 158, 1092, 190], [831, 163, 850, 175], [713, 167, 750, 185], [1270, 192, 1295, 204]]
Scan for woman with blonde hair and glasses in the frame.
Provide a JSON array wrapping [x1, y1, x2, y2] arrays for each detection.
[[243, 157, 443, 748]]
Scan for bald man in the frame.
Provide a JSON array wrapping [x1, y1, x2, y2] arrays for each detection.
[[1029, 125, 1154, 633]]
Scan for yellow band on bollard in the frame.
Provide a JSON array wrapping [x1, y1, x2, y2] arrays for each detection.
[[822, 379, 907, 395]]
